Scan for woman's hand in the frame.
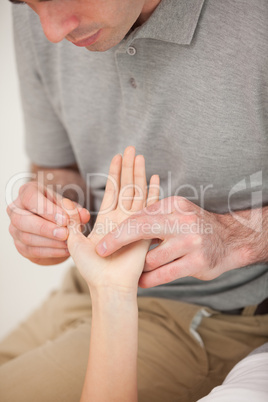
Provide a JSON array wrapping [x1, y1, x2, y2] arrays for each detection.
[[63, 146, 160, 295]]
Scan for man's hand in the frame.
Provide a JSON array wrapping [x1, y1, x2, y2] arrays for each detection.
[[95, 196, 267, 288], [7, 181, 90, 265]]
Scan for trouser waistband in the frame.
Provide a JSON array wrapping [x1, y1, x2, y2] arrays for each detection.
[[222, 298, 268, 316]]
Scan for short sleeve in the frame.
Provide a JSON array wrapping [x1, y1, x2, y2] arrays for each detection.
[[12, 6, 76, 167]]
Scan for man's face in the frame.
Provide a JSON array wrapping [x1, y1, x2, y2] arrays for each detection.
[[11, 0, 160, 51]]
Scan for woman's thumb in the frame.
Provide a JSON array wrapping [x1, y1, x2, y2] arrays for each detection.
[[61, 198, 83, 248]]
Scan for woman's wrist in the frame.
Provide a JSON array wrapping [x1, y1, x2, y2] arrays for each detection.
[[81, 284, 139, 402], [89, 284, 138, 308]]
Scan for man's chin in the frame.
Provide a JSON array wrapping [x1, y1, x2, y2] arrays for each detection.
[[85, 33, 125, 52], [85, 43, 108, 52], [85, 43, 116, 52]]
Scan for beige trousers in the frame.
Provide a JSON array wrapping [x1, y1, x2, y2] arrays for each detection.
[[0, 266, 267, 402]]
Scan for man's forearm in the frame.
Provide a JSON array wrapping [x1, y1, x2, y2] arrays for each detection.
[[219, 206, 268, 267]]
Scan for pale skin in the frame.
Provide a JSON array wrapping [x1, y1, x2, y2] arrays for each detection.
[[8, 0, 162, 52], [7, 0, 161, 264], [62, 146, 160, 402], [7, 0, 268, 285], [7, 164, 90, 265], [95, 199, 268, 288]]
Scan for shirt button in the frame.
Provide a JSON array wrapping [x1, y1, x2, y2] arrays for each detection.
[[129, 77, 137, 88], [127, 46, 136, 56]]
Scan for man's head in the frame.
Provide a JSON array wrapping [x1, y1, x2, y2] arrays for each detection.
[[9, 0, 161, 51]]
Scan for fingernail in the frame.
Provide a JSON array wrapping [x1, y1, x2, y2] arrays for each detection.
[[96, 241, 107, 256], [55, 213, 67, 226], [53, 227, 68, 240]]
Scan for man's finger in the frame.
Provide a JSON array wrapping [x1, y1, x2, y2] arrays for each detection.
[[9, 224, 68, 248], [95, 214, 165, 257], [19, 184, 69, 226], [144, 237, 191, 271], [9, 211, 69, 240], [139, 255, 193, 288], [14, 239, 70, 260]]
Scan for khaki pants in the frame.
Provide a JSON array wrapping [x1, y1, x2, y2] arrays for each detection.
[[0, 266, 267, 402]]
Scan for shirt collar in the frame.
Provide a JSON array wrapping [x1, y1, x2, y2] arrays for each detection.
[[130, 0, 206, 45]]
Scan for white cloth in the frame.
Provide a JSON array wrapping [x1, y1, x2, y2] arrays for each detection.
[[198, 348, 268, 402]]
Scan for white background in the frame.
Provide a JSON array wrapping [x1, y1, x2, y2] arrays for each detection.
[[0, 2, 72, 341]]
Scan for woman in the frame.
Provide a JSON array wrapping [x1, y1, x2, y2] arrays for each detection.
[[63, 145, 160, 402], [63, 146, 268, 402]]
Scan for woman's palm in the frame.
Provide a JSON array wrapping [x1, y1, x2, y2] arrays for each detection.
[[64, 147, 159, 293]]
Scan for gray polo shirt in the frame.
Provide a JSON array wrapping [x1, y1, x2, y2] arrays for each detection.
[[12, 0, 268, 310]]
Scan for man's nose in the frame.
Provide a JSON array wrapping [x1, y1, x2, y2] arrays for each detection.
[[38, 4, 80, 43]]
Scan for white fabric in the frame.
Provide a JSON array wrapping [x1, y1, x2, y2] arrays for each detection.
[[198, 352, 268, 402]]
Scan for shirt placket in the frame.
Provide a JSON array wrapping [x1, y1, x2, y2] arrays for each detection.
[[114, 34, 149, 136]]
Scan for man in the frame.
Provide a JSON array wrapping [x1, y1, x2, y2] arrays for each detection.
[[1, 0, 268, 401]]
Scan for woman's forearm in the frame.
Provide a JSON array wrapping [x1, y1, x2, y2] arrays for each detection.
[[80, 287, 139, 402]]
